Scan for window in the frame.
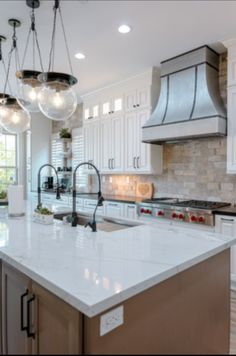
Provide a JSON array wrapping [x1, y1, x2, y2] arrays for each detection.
[[72, 128, 88, 191], [0, 133, 17, 191]]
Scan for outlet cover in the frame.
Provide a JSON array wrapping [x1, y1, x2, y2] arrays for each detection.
[[100, 306, 124, 336]]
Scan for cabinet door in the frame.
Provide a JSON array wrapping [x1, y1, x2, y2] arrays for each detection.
[[136, 87, 150, 109], [136, 110, 150, 172], [125, 112, 137, 172], [104, 202, 124, 218], [2, 263, 32, 355], [100, 120, 112, 172], [31, 282, 81, 355], [125, 90, 137, 112], [124, 204, 137, 220], [215, 215, 236, 279], [84, 122, 100, 170], [113, 96, 123, 115], [227, 87, 236, 173], [111, 116, 124, 172]]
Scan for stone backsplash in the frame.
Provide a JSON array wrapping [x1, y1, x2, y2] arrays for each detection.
[[53, 53, 233, 202]]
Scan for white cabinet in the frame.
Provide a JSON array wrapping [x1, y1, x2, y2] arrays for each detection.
[[100, 116, 124, 173], [101, 95, 123, 118], [215, 214, 236, 281], [83, 199, 104, 215], [125, 109, 163, 174], [83, 121, 100, 170], [104, 202, 124, 218], [125, 87, 150, 112], [124, 203, 137, 220], [84, 102, 100, 121]]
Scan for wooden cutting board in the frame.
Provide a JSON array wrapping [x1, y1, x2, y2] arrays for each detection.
[[136, 183, 154, 199]]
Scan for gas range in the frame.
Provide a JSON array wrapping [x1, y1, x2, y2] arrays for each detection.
[[137, 198, 230, 226]]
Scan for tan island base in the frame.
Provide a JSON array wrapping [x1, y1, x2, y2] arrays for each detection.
[[83, 249, 230, 355]]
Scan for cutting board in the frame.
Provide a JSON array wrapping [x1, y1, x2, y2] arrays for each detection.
[[136, 183, 154, 199]]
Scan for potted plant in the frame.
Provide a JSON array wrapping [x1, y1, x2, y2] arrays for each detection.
[[0, 190, 7, 202], [33, 207, 54, 225], [59, 128, 71, 139]]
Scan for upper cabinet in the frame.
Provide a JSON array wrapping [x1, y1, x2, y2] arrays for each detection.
[[223, 39, 236, 173], [101, 95, 124, 118], [81, 67, 163, 175], [125, 87, 151, 112]]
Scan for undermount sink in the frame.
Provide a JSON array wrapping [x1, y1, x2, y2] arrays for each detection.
[[53, 212, 141, 232]]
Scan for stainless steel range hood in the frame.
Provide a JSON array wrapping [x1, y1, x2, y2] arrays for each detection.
[[142, 46, 227, 143]]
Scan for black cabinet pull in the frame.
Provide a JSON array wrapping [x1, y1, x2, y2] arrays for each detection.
[[136, 104, 140, 107], [21, 289, 29, 331], [27, 295, 36, 339]]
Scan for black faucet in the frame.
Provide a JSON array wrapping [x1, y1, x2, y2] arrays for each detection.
[[72, 162, 104, 231], [37, 164, 61, 209]]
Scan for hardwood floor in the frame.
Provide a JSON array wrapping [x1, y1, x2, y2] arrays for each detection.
[[231, 291, 236, 354]]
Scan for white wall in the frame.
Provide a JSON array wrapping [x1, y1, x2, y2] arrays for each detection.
[[30, 113, 52, 192]]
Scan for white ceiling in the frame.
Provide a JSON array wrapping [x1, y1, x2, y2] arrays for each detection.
[[0, 0, 236, 99]]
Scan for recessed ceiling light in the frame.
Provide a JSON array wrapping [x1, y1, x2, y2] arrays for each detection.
[[75, 53, 86, 59], [118, 25, 131, 34]]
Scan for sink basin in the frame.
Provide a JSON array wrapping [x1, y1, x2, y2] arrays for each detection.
[[53, 212, 141, 232]]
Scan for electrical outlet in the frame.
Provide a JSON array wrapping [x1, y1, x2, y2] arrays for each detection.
[[100, 306, 124, 336]]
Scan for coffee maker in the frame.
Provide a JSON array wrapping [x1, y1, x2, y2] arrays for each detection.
[[42, 176, 54, 190]]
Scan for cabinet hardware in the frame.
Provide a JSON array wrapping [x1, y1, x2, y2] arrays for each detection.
[[21, 289, 29, 331], [112, 158, 115, 169], [108, 159, 111, 169], [133, 105, 136, 108], [133, 157, 136, 169], [128, 205, 135, 208], [27, 294, 36, 339], [136, 104, 140, 107], [137, 156, 140, 169], [220, 218, 235, 222], [108, 203, 118, 207]]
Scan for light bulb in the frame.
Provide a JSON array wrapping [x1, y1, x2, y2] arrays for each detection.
[[17, 80, 40, 113], [38, 82, 77, 121]]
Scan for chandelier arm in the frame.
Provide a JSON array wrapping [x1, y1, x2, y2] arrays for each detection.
[[2, 57, 13, 95], [48, 3, 58, 72], [21, 27, 31, 69], [34, 28, 44, 72], [58, 6, 74, 76]]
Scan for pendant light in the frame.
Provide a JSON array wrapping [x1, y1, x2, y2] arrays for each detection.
[[37, 0, 78, 121], [16, 0, 44, 113], [0, 19, 31, 134]]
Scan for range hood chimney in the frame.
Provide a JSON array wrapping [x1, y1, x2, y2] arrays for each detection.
[[142, 46, 227, 143]]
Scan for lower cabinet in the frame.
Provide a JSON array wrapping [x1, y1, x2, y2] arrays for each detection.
[[215, 214, 236, 281], [104, 202, 125, 218], [1, 263, 82, 355]]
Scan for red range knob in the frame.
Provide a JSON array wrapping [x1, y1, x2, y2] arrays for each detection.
[[140, 208, 145, 213], [148, 210, 152, 215], [158, 211, 164, 216], [172, 212, 177, 219], [191, 216, 197, 222], [179, 214, 184, 220], [198, 216, 205, 223]]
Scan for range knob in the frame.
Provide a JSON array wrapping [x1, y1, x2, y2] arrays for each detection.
[[147, 209, 152, 215], [172, 212, 178, 219], [140, 208, 145, 213], [198, 216, 205, 223], [158, 211, 164, 217], [191, 215, 197, 222], [179, 214, 184, 220]]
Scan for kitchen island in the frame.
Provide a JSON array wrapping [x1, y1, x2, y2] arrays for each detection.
[[0, 204, 234, 355]]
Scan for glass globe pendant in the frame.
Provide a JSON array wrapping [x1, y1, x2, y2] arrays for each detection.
[[37, 0, 78, 121], [0, 97, 31, 134], [37, 72, 77, 121]]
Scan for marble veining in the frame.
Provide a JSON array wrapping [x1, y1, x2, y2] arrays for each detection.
[[0, 204, 235, 317]]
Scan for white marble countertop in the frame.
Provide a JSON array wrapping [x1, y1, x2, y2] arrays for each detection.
[[0, 203, 235, 317]]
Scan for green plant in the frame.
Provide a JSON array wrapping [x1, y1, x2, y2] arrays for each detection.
[[0, 190, 7, 200], [59, 128, 71, 139], [35, 207, 54, 215]]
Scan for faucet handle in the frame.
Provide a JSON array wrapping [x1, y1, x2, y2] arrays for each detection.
[[98, 196, 104, 207]]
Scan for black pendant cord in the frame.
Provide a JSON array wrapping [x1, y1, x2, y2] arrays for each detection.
[[48, 0, 74, 76], [21, 7, 44, 72]]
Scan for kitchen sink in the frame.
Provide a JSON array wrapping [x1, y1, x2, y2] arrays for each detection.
[[53, 212, 141, 232]]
